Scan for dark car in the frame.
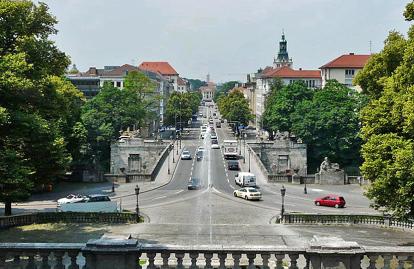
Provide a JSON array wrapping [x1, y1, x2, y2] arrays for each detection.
[[188, 177, 201, 190], [211, 139, 218, 145], [228, 160, 240, 170], [196, 150, 204, 161], [85, 194, 111, 203], [314, 194, 346, 208], [216, 122, 221, 128]]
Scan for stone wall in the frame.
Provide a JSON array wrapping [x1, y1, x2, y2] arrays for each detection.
[[249, 140, 307, 176]]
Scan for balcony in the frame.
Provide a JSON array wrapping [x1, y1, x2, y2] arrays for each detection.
[[1, 236, 413, 269]]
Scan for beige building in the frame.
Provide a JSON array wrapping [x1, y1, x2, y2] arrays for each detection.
[[200, 82, 216, 101], [320, 53, 371, 90]]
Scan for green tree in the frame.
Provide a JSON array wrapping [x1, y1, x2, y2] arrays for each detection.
[[291, 81, 366, 172], [356, 1, 414, 217], [185, 78, 207, 91], [214, 80, 239, 102], [0, 1, 81, 215], [164, 92, 193, 128], [217, 89, 253, 126], [262, 79, 312, 137]]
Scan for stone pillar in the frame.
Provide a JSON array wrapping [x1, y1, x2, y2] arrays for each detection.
[[306, 236, 364, 269], [82, 239, 139, 269]]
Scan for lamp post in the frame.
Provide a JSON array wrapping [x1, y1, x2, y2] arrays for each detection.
[[168, 145, 171, 174], [179, 101, 182, 149], [243, 133, 247, 164], [248, 147, 251, 172], [135, 185, 140, 222], [280, 185, 286, 217], [304, 176, 308, 194]]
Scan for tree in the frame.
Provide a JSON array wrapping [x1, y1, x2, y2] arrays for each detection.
[[262, 79, 312, 137], [164, 92, 193, 129], [217, 89, 253, 127], [214, 80, 239, 102], [356, 1, 414, 217], [185, 78, 207, 91], [291, 80, 366, 172], [0, 1, 80, 215]]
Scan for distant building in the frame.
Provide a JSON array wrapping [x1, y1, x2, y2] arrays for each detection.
[[138, 61, 183, 92], [177, 77, 190, 93], [319, 53, 371, 90], [200, 82, 216, 101]]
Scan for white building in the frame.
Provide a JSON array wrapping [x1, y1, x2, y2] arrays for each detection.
[[200, 82, 216, 101], [139, 62, 180, 92], [320, 53, 371, 90], [177, 77, 189, 93]]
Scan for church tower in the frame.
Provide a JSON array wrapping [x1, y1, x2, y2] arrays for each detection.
[[273, 31, 293, 68]]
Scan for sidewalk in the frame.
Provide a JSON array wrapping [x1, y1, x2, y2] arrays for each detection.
[[0, 141, 184, 215]]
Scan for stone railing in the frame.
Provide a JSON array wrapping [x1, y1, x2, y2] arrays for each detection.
[[0, 237, 414, 269], [0, 212, 139, 229], [281, 213, 414, 230]]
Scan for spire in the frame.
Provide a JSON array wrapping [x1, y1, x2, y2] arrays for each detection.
[[273, 30, 293, 68]]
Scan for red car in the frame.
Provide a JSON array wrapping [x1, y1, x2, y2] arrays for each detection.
[[314, 195, 346, 208]]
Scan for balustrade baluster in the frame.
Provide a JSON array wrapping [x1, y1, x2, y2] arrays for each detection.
[[383, 254, 393, 269], [275, 254, 285, 269], [246, 253, 256, 269], [67, 252, 79, 269], [367, 254, 378, 269], [396, 255, 408, 269], [288, 254, 299, 269], [204, 253, 213, 269], [146, 252, 157, 269], [217, 253, 226, 269], [40, 253, 51, 269], [175, 252, 185, 269], [26, 254, 37, 269], [232, 253, 241, 269], [189, 252, 199, 269], [260, 253, 270, 269], [161, 252, 170, 269], [54, 251, 65, 269]]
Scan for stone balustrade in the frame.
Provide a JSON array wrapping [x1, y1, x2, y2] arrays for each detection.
[[281, 213, 414, 230], [0, 237, 414, 269]]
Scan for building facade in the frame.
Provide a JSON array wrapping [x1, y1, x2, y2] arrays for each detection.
[[320, 53, 371, 90], [138, 62, 182, 92]]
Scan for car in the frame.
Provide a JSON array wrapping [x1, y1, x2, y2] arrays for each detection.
[[57, 194, 85, 205], [314, 194, 346, 208], [216, 122, 221, 128], [85, 194, 111, 203], [209, 119, 214, 125], [220, 119, 224, 123], [188, 177, 201, 190], [197, 146, 206, 152], [199, 112, 203, 117], [211, 143, 220, 149], [181, 150, 192, 160], [196, 150, 204, 161], [211, 133, 217, 139], [227, 160, 240, 170], [233, 187, 262, 200], [211, 139, 218, 144]]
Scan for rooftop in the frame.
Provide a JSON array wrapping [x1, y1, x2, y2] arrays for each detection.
[[320, 53, 371, 69], [261, 66, 321, 79], [138, 61, 178, 76]]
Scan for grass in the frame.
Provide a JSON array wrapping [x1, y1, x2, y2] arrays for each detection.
[[0, 222, 111, 243]]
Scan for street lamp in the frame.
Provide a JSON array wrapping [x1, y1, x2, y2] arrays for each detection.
[[179, 101, 182, 149], [304, 176, 308, 194], [135, 185, 140, 222], [243, 133, 247, 164], [280, 185, 286, 217], [248, 147, 251, 172], [168, 145, 171, 174]]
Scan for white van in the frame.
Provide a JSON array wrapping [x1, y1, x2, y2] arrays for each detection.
[[235, 172, 256, 187]]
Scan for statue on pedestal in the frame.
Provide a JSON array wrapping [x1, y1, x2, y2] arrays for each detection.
[[318, 157, 344, 185]]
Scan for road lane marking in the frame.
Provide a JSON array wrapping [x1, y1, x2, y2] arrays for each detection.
[[175, 190, 184, 195], [151, 196, 167, 201]]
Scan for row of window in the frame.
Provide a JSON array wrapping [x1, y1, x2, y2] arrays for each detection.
[[345, 69, 355, 76], [289, 79, 317, 88]]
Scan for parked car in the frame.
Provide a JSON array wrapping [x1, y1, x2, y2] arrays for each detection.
[[227, 160, 240, 170], [233, 187, 262, 200], [57, 194, 85, 206], [188, 177, 202, 190], [314, 195, 346, 208], [181, 150, 192, 160]]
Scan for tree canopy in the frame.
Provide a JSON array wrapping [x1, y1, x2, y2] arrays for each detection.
[[357, 1, 414, 217], [164, 92, 201, 128], [0, 1, 84, 215], [217, 89, 253, 127]]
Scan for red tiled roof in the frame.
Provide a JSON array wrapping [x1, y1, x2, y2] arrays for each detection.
[[320, 53, 371, 69], [138, 62, 178, 75], [177, 77, 186, 85], [103, 64, 139, 77], [264, 66, 321, 79]]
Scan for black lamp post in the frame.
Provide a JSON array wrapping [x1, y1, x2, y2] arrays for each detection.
[[248, 148, 251, 172], [179, 101, 182, 149], [304, 177, 308, 194], [135, 185, 140, 222], [243, 133, 247, 164], [168, 145, 171, 175], [280, 185, 286, 217]]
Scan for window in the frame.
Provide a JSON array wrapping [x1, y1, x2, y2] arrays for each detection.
[[345, 69, 355, 76], [116, 81, 121, 88]]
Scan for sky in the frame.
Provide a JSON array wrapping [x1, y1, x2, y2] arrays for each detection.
[[41, 0, 411, 83]]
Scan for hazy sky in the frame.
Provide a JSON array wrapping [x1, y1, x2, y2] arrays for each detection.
[[41, 0, 411, 83]]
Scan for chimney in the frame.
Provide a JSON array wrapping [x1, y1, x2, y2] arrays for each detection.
[[349, 53, 355, 55]]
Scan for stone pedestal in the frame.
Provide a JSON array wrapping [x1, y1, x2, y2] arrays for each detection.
[[319, 170, 345, 185], [291, 174, 301, 184]]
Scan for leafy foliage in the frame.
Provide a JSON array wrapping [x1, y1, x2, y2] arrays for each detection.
[[164, 92, 201, 128], [357, 1, 414, 217], [185, 78, 207, 91], [0, 1, 82, 215], [217, 89, 253, 126]]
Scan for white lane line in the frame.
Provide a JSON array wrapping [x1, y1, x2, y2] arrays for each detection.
[[151, 195, 167, 201], [175, 190, 184, 195]]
